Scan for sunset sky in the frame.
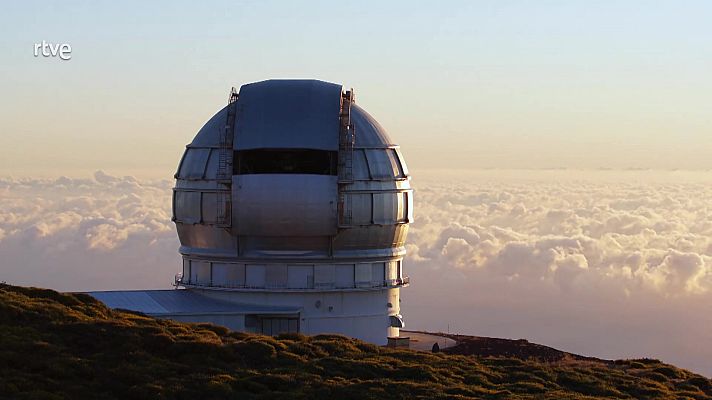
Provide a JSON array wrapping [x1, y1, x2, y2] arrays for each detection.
[[2, 0, 712, 176], [1, 1, 712, 376]]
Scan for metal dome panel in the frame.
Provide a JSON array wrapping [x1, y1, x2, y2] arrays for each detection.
[[234, 80, 342, 151], [189, 106, 228, 148], [351, 104, 395, 148], [233, 174, 338, 236]]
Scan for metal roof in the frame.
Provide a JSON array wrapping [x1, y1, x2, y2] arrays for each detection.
[[88, 289, 301, 316], [187, 89, 396, 150], [234, 79, 342, 151]]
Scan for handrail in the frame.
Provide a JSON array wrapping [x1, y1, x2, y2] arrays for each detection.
[[174, 274, 410, 291]]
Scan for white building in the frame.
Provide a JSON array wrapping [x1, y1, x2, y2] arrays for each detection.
[[91, 79, 413, 345]]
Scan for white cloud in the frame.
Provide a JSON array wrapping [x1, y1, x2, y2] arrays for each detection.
[[407, 173, 712, 297], [0, 172, 179, 291], [1, 169, 711, 375]]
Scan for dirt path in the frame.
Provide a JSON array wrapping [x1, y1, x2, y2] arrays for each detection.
[[401, 330, 457, 352]]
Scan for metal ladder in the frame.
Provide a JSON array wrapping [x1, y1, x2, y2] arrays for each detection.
[[216, 87, 238, 227], [338, 89, 355, 227]]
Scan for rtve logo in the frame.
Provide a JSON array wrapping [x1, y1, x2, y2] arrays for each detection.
[[34, 41, 72, 60]]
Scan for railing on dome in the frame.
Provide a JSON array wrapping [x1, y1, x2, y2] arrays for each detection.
[[216, 87, 239, 228], [174, 273, 409, 291], [337, 89, 355, 228]]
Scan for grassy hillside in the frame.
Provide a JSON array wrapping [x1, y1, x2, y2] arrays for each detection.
[[0, 284, 710, 400]]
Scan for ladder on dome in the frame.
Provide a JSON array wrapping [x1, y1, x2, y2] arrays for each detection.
[[216, 87, 238, 228], [338, 89, 355, 228]]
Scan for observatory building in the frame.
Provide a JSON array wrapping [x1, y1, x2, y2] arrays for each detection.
[[91, 79, 412, 344]]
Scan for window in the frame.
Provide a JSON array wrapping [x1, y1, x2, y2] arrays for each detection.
[[191, 261, 211, 285], [235, 149, 337, 175], [265, 264, 288, 288], [288, 265, 314, 289], [201, 192, 218, 223], [355, 263, 372, 286], [372, 262, 385, 284], [259, 317, 299, 335], [212, 263, 245, 287], [335, 264, 355, 288], [245, 264, 266, 287], [347, 193, 372, 225], [394, 148, 409, 176], [365, 149, 396, 179], [386, 261, 398, 281], [173, 191, 201, 223], [177, 148, 210, 179], [314, 264, 336, 288], [373, 193, 403, 224]]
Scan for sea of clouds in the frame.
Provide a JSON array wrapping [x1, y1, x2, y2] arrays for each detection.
[[405, 170, 712, 376], [0, 171, 180, 291], [0, 169, 710, 375]]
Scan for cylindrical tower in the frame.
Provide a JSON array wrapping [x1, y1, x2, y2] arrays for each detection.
[[172, 80, 412, 344]]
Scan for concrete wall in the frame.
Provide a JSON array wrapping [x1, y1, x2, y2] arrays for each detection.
[[195, 287, 401, 345]]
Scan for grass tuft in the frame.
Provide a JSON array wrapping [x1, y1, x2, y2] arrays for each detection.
[[0, 283, 709, 399]]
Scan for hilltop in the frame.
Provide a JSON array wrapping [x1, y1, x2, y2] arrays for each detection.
[[0, 284, 710, 399], [441, 333, 606, 363]]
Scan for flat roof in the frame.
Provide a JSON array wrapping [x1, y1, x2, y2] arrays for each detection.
[[88, 289, 301, 316]]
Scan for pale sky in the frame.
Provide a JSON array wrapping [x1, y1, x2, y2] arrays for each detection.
[[1, 0, 712, 177]]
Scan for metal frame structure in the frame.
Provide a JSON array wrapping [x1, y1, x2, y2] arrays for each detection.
[[216, 87, 238, 227]]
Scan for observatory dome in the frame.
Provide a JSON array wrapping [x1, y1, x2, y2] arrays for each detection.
[[171, 79, 412, 343]]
